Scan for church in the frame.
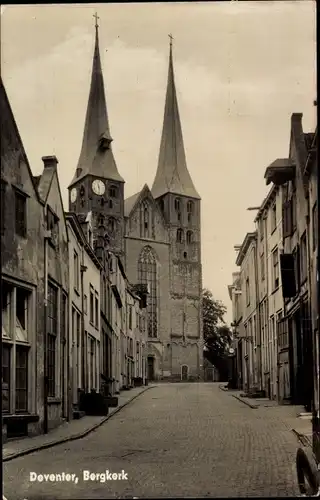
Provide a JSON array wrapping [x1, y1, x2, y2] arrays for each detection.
[[68, 21, 203, 381]]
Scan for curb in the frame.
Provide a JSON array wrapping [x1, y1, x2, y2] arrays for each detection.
[[3, 386, 155, 463], [292, 429, 313, 448], [232, 394, 258, 409]]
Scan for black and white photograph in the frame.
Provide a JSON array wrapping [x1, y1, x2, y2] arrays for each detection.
[[1, 1, 319, 498]]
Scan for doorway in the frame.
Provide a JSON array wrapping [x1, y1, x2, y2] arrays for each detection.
[[181, 364, 189, 381], [147, 356, 155, 380]]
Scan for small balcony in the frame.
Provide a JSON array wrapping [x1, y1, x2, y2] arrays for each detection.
[[264, 158, 296, 186]]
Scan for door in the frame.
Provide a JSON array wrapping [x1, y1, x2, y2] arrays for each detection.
[[181, 364, 188, 381], [147, 356, 154, 380]]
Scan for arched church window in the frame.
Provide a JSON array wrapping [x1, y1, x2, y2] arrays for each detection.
[[138, 246, 158, 338], [98, 214, 105, 227], [108, 217, 116, 233], [80, 185, 85, 197], [177, 229, 183, 243], [109, 199, 113, 209], [187, 200, 194, 214], [174, 198, 181, 212], [159, 199, 164, 213], [186, 230, 193, 244], [109, 185, 117, 198]]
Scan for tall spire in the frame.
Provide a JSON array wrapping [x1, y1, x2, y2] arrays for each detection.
[[151, 36, 200, 200], [69, 14, 124, 187]]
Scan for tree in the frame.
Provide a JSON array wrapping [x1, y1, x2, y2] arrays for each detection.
[[202, 288, 232, 380]]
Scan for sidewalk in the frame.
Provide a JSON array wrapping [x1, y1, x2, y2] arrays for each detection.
[[3, 385, 155, 463], [219, 384, 313, 446]]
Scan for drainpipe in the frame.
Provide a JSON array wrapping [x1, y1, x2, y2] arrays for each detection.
[[254, 241, 262, 392], [80, 257, 87, 394]]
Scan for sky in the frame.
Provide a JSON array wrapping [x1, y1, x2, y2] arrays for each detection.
[[1, 2, 317, 323]]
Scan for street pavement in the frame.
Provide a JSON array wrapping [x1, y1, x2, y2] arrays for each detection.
[[3, 383, 301, 498]]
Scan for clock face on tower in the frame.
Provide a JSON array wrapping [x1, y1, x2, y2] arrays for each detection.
[[70, 188, 77, 203], [92, 179, 105, 196]]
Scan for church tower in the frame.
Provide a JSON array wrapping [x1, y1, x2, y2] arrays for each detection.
[[151, 37, 203, 379], [68, 16, 125, 257]]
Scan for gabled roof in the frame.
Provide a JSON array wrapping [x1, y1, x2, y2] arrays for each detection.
[[151, 41, 200, 200], [69, 24, 124, 187], [0, 78, 42, 204], [124, 183, 167, 226], [235, 231, 257, 266], [124, 191, 141, 217], [65, 211, 102, 270]]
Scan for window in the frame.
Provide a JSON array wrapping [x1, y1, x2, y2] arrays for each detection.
[[292, 191, 297, 230], [90, 287, 94, 324], [186, 231, 193, 244], [283, 199, 293, 238], [261, 252, 265, 280], [159, 199, 164, 213], [2, 345, 10, 412], [47, 283, 58, 398], [2, 283, 31, 414], [73, 251, 79, 291], [138, 246, 158, 338], [246, 278, 250, 306], [108, 217, 116, 234], [98, 214, 104, 227], [109, 185, 117, 198], [84, 295, 88, 314], [16, 346, 28, 412], [47, 207, 59, 247], [259, 218, 264, 241], [272, 248, 279, 290], [128, 305, 133, 330], [95, 295, 99, 328], [1, 180, 6, 235], [312, 203, 318, 251], [300, 232, 307, 283], [176, 229, 183, 243], [175, 198, 181, 221], [271, 203, 277, 233], [187, 200, 194, 223], [293, 246, 300, 292], [142, 201, 150, 238], [15, 191, 27, 237], [90, 337, 96, 390], [88, 228, 92, 246]]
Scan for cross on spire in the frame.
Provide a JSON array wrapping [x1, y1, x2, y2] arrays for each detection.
[[168, 33, 174, 47], [93, 12, 100, 29]]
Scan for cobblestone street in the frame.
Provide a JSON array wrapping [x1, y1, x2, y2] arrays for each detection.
[[3, 383, 301, 499]]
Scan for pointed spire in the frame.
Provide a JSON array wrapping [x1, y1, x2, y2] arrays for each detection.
[[151, 36, 200, 200], [69, 14, 124, 187]]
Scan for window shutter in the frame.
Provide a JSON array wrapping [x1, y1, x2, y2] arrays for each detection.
[[280, 253, 296, 298]]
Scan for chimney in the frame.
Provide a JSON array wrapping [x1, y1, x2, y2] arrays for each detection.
[[291, 113, 303, 124], [42, 155, 58, 169]]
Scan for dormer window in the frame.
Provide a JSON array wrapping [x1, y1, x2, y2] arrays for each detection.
[[177, 229, 183, 243], [109, 185, 117, 198]]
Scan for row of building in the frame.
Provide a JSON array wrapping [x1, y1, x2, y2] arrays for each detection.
[[228, 111, 318, 413], [1, 81, 148, 439], [1, 22, 204, 440]]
